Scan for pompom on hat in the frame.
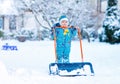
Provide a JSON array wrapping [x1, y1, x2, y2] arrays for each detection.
[[59, 15, 69, 25]]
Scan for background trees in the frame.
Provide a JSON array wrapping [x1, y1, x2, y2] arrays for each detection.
[[100, 0, 120, 44]]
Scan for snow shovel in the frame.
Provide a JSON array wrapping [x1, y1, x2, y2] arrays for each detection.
[[49, 28, 94, 76]]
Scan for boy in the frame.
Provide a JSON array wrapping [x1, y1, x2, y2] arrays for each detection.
[[52, 15, 79, 63]]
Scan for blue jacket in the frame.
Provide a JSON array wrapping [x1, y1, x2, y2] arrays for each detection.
[[53, 27, 77, 63]]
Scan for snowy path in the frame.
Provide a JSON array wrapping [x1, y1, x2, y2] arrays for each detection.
[[0, 40, 120, 84]]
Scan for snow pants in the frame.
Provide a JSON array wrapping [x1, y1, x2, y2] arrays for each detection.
[[56, 41, 71, 63]]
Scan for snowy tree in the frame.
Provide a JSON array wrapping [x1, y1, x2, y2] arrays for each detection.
[[16, 0, 96, 29], [99, 0, 120, 44], [18, 0, 97, 40], [0, 0, 96, 40]]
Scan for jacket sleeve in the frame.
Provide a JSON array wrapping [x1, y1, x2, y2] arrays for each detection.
[[51, 28, 60, 40], [51, 23, 60, 40], [70, 27, 77, 37]]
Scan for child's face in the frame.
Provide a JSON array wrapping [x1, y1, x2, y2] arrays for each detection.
[[61, 20, 68, 28]]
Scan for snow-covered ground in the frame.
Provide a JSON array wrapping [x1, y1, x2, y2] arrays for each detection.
[[0, 40, 120, 84]]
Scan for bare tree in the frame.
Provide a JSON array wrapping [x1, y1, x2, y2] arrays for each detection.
[[15, 0, 97, 40]]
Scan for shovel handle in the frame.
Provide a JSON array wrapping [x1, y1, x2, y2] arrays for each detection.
[[78, 29, 84, 62], [53, 29, 58, 62]]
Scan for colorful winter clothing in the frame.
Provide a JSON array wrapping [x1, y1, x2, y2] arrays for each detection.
[[54, 27, 77, 63], [51, 15, 78, 63]]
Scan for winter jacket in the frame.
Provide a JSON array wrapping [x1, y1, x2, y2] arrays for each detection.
[[53, 27, 77, 63]]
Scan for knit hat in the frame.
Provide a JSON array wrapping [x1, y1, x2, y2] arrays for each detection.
[[59, 15, 68, 25]]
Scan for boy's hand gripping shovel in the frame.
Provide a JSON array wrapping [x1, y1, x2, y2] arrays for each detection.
[[49, 28, 94, 76]]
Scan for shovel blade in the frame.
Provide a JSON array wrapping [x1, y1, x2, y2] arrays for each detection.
[[49, 62, 94, 76]]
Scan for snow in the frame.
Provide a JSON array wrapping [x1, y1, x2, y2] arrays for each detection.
[[0, 0, 18, 15], [0, 40, 120, 84], [59, 68, 86, 76]]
